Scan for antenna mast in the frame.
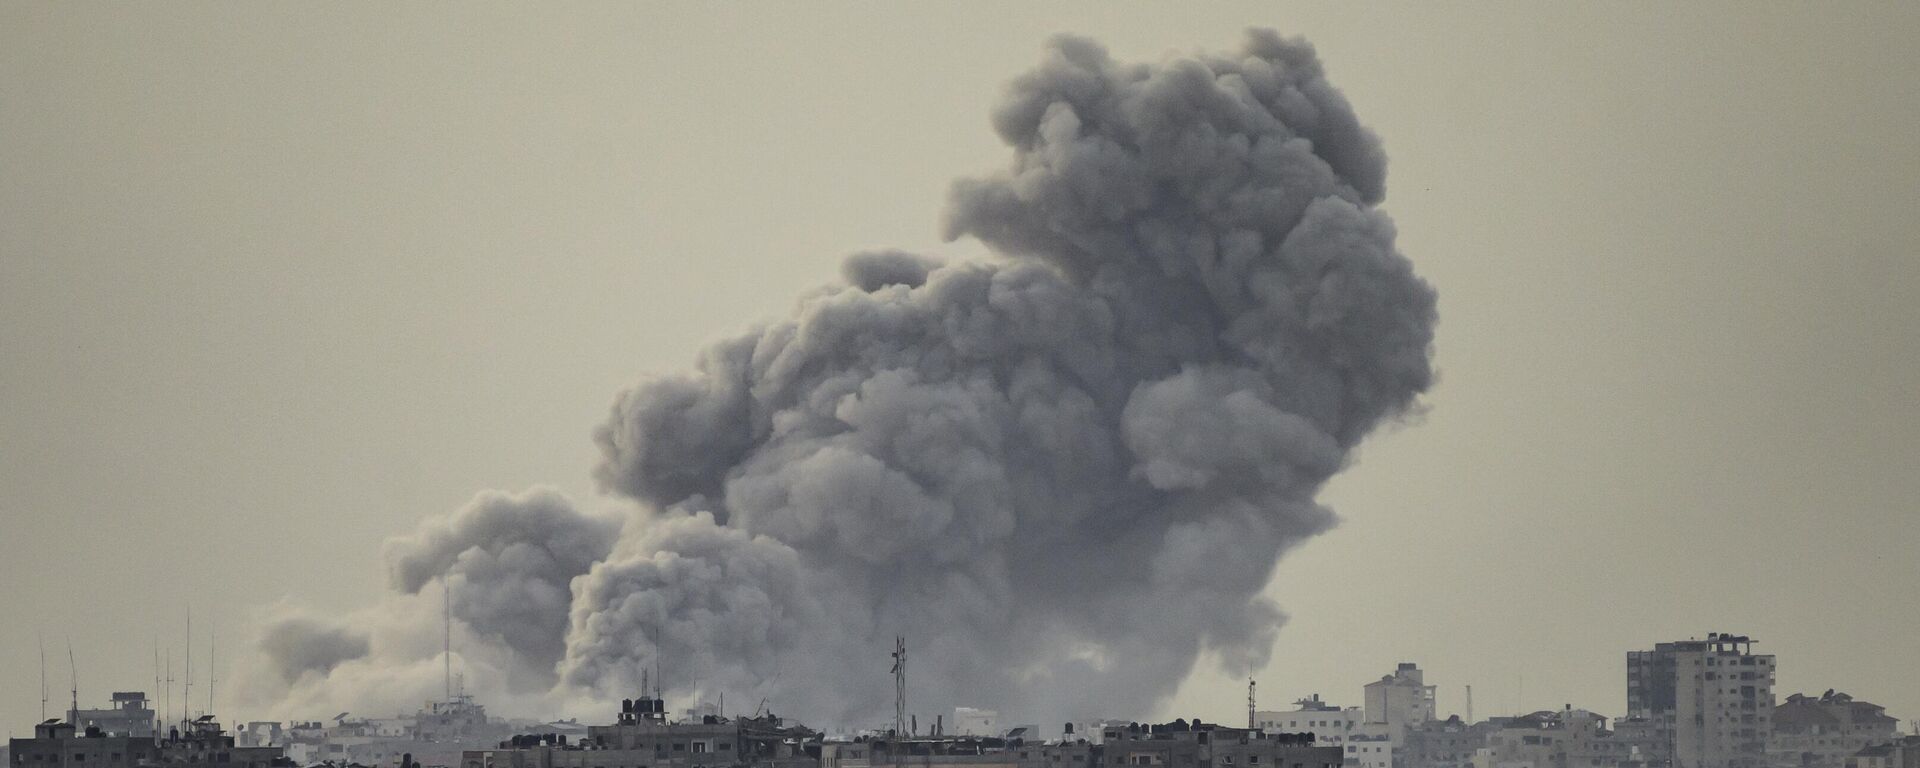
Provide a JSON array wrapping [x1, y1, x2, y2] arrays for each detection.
[[39, 634, 48, 722], [890, 636, 907, 736], [207, 626, 216, 718], [165, 649, 174, 732], [67, 639, 78, 725], [1248, 678, 1257, 730], [1466, 685, 1473, 723], [153, 639, 160, 734], [444, 576, 452, 703], [184, 608, 192, 723]]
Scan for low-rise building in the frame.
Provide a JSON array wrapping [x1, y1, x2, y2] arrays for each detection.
[[68, 694, 158, 739], [8, 716, 284, 768], [463, 698, 815, 768], [1469, 708, 1646, 768], [952, 712, 1001, 739], [1257, 696, 1364, 751], [1100, 720, 1339, 768], [1401, 717, 1492, 768], [1843, 738, 1920, 768], [1768, 692, 1899, 768]]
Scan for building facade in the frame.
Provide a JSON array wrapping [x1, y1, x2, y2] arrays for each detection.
[[1767, 692, 1899, 768], [1366, 667, 1437, 742], [1257, 696, 1365, 752], [1625, 633, 1775, 768], [68, 694, 157, 739], [9, 717, 283, 768]]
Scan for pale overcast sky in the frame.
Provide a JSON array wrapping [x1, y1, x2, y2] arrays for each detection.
[[2, 2, 1918, 734]]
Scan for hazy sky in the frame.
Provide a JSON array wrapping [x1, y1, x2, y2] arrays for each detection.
[[3, 1, 1918, 735]]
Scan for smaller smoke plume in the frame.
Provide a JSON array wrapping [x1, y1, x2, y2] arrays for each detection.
[[232, 487, 618, 719], [252, 613, 370, 687]]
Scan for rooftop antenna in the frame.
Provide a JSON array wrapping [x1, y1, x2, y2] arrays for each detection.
[[165, 648, 174, 731], [153, 639, 160, 732], [890, 636, 906, 737], [67, 638, 78, 725], [184, 608, 192, 723], [1248, 678, 1257, 730], [39, 634, 48, 722], [208, 625, 216, 718], [443, 576, 452, 704]]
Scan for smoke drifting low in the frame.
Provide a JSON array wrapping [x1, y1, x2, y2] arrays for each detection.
[[239, 29, 1435, 727]]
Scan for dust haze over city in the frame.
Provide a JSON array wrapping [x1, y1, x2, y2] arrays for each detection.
[[3, 5, 1919, 768]]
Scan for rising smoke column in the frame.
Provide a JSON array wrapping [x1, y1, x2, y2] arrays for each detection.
[[569, 29, 1436, 726]]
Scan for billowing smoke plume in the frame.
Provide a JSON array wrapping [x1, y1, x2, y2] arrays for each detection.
[[232, 487, 619, 718], [243, 29, 1435, 728]]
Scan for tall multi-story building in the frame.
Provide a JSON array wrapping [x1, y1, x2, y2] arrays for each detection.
[[1625, 633, 1775, 768]]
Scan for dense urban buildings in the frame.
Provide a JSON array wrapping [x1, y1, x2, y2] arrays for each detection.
[[10, 633, 1910, 768]]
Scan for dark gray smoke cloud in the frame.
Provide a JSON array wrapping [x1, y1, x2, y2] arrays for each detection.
[[386, 486, 621, 688], [573, 29, 1434, 726], [243, 28, 1434, 730]]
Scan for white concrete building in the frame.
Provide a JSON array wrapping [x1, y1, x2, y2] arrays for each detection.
[[953, 708, 1000, 737], [1366, 665, 1437, 741], [1626, 633, 1775, 768], [1257, 695, 1365, 749]]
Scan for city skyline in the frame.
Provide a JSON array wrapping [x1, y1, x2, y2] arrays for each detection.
[[3, 0, 1919, 745]]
